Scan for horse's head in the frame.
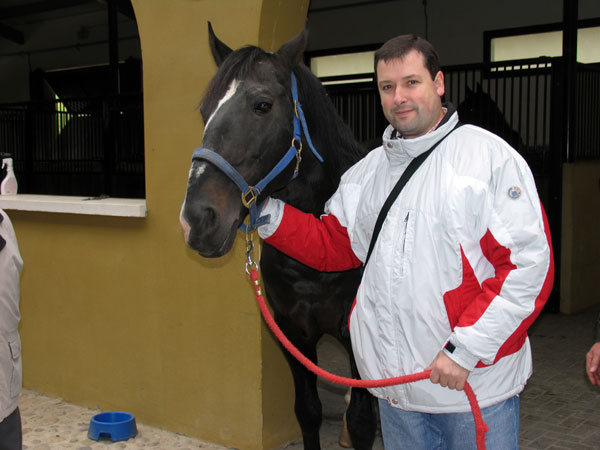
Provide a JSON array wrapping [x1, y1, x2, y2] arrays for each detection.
[[457, 83, 526, 150], [180, 23, 308, 257]]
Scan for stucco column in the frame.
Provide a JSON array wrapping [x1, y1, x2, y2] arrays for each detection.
[[132, 0, 308, 448]]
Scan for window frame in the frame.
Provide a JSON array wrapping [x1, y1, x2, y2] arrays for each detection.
[[305, 43, 380, 85], [483, 18, 600, 64]]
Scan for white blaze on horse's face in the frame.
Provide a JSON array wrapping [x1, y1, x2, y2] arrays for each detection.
[[181, 79, 242, 244], [190, 163, 207, 180], [204, 78, 240, 132], [187, 79, 240, 184]]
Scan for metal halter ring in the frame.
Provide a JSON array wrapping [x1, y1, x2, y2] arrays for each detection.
[[291, 137, 302, 152], [242, 187, 258, 208]]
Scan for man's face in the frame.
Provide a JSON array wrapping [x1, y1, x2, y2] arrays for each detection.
[[377, 50, 445, 139]]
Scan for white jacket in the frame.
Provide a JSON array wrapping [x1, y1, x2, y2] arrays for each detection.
[[260, 111, 553, 413], [0, 208, 23, 421]]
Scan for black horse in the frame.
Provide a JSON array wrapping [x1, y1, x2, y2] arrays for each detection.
[[457, 83, 525, 151], [179, 24, 377, 450]]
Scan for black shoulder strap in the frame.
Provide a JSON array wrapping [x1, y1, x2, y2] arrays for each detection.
[[364, 121, 463, 267]]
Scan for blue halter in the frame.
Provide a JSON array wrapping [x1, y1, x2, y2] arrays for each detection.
[[192, 73, 324, 232]]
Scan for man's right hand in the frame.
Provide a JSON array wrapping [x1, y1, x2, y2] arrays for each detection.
[[586, 342, 600, 385]]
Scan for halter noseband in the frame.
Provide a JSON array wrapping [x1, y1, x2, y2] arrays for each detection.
[[191, 72, 324, 232]]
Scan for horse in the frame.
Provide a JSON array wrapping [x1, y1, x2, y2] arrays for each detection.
[[179, 24, 377, 450], [456, 83, 525, 151]]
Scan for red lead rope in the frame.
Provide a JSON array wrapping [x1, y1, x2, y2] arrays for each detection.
[[249, 269, 488, 449]]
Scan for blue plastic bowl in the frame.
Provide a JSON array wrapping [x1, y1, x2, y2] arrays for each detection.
[[88, 411, 137, 441]]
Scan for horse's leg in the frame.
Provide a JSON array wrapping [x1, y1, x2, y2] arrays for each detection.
[[279, 334, 323, 450], [344, 349, 377, 450], [346, 387, 377, 449], [339, 388, 352, 448]]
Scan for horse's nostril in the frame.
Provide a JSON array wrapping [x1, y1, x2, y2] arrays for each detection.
[[201, 206, 217, 229]]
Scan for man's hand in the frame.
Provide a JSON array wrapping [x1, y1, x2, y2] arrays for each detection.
[[427, 350, 470, 391], [586, 342, 600, 386]]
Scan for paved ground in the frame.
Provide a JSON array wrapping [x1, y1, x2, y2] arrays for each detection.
[[19, 306, 600, 449]]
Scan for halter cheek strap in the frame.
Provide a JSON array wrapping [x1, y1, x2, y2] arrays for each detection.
[[192, 72, 324, 232]]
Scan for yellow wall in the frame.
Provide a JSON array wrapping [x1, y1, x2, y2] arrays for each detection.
[[560, 161, 600, 314], [10, 1, 309, 448]]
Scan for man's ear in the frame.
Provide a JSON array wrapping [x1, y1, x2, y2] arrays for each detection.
[[434, 70, 445, 97]]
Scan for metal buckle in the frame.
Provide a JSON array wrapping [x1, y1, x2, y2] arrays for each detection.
[[294, 100, 300, 119], [244, 231, 259, 274], [242, 187, 257, 208], [291, 138, 303, 176]]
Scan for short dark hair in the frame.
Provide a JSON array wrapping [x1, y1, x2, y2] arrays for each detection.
[[374, 34, 441, 81]]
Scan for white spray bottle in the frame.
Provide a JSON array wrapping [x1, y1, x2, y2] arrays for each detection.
[[0, 154, 18, 195]]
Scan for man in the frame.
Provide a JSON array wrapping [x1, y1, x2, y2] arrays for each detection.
[[585, 314, 600, 386], [0, 209, 23, 450], [258, 35, 554, 449]]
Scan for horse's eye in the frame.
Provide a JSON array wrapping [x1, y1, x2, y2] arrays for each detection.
[[254, 101, 272, 115]]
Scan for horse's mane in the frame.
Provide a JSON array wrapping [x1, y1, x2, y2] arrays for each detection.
[[293, 63, 367, 180]]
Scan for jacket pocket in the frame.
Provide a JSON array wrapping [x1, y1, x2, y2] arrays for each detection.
[[8, 335, 22, 398]]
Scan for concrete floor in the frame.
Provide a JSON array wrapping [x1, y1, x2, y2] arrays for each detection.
[[18, 306, 600, 450]]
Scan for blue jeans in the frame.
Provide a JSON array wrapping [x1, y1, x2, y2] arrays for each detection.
[[378, 396, 520, 450]]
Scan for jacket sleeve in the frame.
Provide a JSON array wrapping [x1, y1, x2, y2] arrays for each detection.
[[257, 198, 362, 272], [445, 151, 554, 371]]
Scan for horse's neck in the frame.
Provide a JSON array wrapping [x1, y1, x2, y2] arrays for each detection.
[[274, 70, 366, 216], [274, 133, 363, 216]]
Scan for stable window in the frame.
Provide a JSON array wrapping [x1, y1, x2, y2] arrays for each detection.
[[0, 61, 145, 200], [485, 20, 600, 64], [310, 50, 375, 84], [307, 45, 378, 85]]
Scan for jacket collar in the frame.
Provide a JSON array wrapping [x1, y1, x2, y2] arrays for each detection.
[[382, 103, 459, 167]]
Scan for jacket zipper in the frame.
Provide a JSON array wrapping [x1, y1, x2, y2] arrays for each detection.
[[401, 212, 410, 276]]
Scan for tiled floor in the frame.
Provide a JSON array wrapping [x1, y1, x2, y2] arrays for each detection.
[[19, 389, 226, 449], [18, 306, 600, 450]]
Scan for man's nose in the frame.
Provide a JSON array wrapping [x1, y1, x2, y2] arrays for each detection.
[[393, 87, 407, 104]]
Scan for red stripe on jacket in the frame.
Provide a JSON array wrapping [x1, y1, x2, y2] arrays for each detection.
[[443, 202, 554, 367]]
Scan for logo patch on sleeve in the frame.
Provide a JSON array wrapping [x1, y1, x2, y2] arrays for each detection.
[[508, 186, 522, 199]]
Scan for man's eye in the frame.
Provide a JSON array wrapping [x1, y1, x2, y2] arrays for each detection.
[[254, 101, 272, 115], [381, 85, 392, 91]]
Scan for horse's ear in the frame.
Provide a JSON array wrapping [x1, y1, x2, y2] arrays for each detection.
[[208, 21, 233, 67], [275, 26, 308, 67]]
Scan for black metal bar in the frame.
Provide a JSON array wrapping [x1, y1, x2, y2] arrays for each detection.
[[517, 71, 523, 150], [534, 72, 539, 152], [525, 72, 531, 151], [542, 67, 549, 150], [103, 0, 119, 196], [547, 58, 564, 312], [563, 0, 578, 163]]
